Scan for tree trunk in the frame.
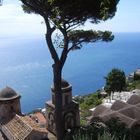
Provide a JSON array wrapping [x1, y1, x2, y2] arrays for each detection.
[[44, 18, 67, 140], [53, 63, 64, 140]]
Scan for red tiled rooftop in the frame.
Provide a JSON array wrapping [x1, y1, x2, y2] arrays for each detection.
[[34, 112, 46, 123]]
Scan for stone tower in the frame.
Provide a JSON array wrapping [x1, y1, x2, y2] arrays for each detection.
[[46, 79, 80, 134], [0, 86, 21, 123]]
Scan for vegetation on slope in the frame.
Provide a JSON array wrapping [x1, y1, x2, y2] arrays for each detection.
[[126, 80, 140, 91], [64, 117, 133, 140], [74, 91, 102, 125]]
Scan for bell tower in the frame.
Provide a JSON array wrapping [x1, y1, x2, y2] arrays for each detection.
[[46, 79, 80, 134]]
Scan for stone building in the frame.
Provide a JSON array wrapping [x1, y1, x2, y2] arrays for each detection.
[[0, 86, 55, 140], [0, 80, 80, 139], [46, 79, 80, 135], [0, 87, 21, 123]]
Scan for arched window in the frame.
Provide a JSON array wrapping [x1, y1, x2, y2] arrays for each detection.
[[48, 113, 55, 130], [64, 112, 75, 130]]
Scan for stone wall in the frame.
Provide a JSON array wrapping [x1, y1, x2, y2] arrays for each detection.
[[0, 98, 21, 123], [25, 130, 49, 140]]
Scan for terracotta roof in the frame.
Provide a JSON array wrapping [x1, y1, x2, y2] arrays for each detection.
[[1, 114, 56, 140], [22, 115, 56, 140], [1, 115, 32, 140], [22, 115, 46, 132], [34, 112, 46, 123]]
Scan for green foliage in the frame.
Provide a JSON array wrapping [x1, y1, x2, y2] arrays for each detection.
[[105, 68, 126, 93], [80, 118, 87, 126], [98, 131, 127, 140], [21, 0, 119, 51], [98, 131, 116, 140], [64, 117, 130, 140], [105, 118, 131, 140], [68, 30, 114, 50], [74, 92, 102, 125], [21, 0, 119, 24], [75, 92, 102, 110], [131, 124, 140, 140], [74, 96, 85, 104], [126, 80, 140, 91]]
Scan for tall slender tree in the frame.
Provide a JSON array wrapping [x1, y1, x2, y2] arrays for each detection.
[[105, 68, 126, 93], [20, 0, 119, 139]]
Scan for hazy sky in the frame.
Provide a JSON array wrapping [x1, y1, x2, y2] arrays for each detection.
[[0, 0, 140, 38]]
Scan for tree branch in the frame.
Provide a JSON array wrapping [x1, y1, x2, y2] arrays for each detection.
[[44, 18, 59, 63], [21, 0, 45, 17], [59, 24, 69, 68]]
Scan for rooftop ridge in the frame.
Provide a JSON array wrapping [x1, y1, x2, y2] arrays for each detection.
[[1, 115, 32, 140]]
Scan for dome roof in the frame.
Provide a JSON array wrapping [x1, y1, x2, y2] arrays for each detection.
[[51, 78, 71, 92], [61, 79, 69, 88], [0, 87, 20, 101]]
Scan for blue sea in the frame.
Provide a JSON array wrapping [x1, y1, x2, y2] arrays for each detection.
[[0, 33, 140, 113]]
